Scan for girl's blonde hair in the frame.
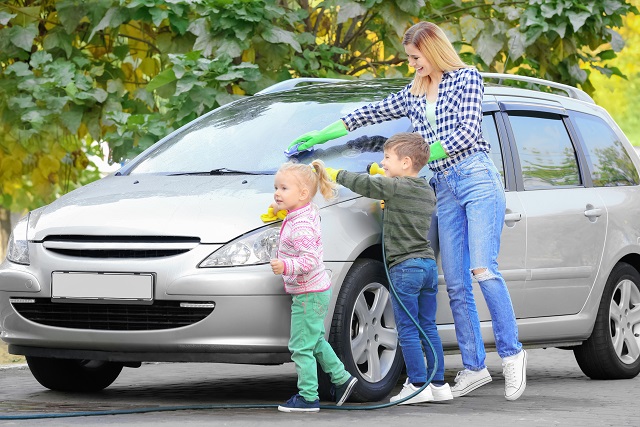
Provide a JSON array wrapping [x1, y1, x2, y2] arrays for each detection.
[[278, 160, 338, 201], [403, 21, 469, 96]]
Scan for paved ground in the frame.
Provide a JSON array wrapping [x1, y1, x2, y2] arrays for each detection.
[[0, 347, 637, 426]]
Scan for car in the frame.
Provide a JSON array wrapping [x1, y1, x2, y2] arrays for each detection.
[[2, 73, 640, 399]]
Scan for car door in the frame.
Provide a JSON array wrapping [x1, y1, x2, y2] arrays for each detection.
[[434, 102, 528, 324], [501, 103, 607, 318]]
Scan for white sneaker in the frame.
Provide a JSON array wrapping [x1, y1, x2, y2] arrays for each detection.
[[390, 378, 434, 405], [451, 368, 492, 397], [429, 383, 453, 401], [503, 350, 527, 401]]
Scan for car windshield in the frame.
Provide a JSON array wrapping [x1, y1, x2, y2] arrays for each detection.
[[126, 82, 413, 176]]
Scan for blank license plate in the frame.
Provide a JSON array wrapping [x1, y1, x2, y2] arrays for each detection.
[[52, 272, 153, 300]]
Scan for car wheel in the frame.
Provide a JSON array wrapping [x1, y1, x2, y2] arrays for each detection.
[[573, 262, 640, 379], [319, 258, 403, 402], [26, 356, 123, 392]]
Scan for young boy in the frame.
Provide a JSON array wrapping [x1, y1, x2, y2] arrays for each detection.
[[326, 132, 452, 404]]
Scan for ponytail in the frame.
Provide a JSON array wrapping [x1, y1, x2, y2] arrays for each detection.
[[311, 159, 338, 201]]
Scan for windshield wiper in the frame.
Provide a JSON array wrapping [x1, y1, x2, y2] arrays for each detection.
[[168, 168, 275, 176]]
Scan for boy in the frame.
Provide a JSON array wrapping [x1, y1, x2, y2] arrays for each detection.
[[326, 132, 452, 404]]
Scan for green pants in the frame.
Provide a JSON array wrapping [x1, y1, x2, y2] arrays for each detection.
[[289, 289, 351, 402]]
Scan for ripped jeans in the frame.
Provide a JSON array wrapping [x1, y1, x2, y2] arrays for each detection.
[[433, 152, 521, 370]]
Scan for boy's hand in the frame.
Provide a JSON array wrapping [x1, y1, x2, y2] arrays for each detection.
[[270, 259, 284, 275], [324, 167, 342, 182]]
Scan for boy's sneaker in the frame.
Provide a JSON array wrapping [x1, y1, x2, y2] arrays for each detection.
[[332, 376, 358, 406], [451, 368, 492, 397], [277, 394, 320, 413], [503, 350, 527, 401], [429, 383, 454, 401], [390, 378, 434, 405]]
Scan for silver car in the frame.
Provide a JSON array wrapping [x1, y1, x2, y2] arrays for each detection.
[[2, 74, 640, 400]]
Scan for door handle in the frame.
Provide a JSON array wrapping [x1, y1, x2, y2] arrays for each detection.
[[504, 213, 522, 222], [584, 208, 603, 218]]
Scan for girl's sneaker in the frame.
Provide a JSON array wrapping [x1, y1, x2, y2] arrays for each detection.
[[277, 394, 320, 413], [332, 376, 358, 406]]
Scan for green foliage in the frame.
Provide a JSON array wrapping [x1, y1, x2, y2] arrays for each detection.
[[590, 0, 640, 146], [0, 0, 637, 216]]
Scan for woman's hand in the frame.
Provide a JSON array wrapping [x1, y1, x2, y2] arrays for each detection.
[[287, 120, 348, 152]]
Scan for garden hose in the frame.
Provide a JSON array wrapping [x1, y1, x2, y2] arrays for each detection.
[[0, 205, 438, 420]]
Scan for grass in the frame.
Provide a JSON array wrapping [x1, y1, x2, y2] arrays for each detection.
[[0, 341, 25, 365]]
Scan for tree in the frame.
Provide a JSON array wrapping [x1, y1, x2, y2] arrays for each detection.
[[589, 0, 640, 146], [1, 0, 637, 258]]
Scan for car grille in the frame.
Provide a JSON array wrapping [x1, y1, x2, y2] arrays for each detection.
[[41, 235, 200, 259], [11, 299, 214, 331]]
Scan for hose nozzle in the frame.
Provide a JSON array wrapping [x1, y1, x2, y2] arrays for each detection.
[[366, 162, 385, 176]]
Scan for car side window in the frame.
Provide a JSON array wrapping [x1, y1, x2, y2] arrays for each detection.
[[571, 112, 639, 187], [482, 113, 505, 188], [508, 113, 581, 190]]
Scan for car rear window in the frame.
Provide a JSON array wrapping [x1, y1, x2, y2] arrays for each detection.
[[571, 112, 639, 187]]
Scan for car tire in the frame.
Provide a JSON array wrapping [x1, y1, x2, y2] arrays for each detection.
[[318, 258, 403, 402], [573, 262, 640, 379], [26, 356, 123, 392]]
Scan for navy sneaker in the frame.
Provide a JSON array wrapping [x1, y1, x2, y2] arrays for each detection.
[[277, 394, 320, 413], [331, 376, 358, 406]]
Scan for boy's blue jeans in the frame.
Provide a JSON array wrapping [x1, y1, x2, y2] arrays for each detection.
[[389, 257, 445, 384], [289, 288, 351, 402], [433, 151, 522, 371]]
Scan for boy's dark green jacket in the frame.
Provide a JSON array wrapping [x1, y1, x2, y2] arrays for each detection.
[[336, 171, 436, 268]]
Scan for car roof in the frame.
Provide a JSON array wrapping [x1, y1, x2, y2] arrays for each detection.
[[256, 73, 595, 107]]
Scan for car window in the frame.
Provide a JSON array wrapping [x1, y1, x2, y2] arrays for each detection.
[[128, 95, 410, 175], [571, 112, 639, 187], [508, 113, 581, 190], [483, 113, 505, 187]]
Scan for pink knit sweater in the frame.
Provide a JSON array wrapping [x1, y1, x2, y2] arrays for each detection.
[[277, 203, 331, 295]]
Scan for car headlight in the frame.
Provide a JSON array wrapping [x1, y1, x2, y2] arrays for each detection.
[[199, 225, 280, 267], [7, 214, 29, 265]]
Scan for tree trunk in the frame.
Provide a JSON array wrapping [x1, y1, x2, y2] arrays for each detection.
[[0, 207, 11, 261]]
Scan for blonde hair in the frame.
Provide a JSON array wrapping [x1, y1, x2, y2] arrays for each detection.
[[403, 21, 469, 96], [384, 132, 430, 171], [277, 160, 338, 201]]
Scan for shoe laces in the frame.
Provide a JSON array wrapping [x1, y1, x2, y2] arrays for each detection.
[[502, 361, 517, 388], [453, 369, 471, 385]]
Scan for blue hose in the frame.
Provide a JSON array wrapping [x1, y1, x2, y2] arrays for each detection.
[[0, 207, 438, 420]]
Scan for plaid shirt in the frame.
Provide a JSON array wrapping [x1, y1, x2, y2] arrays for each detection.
[[341, 67, 489, 172]]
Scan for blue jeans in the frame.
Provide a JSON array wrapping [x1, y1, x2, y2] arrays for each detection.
[[389, 258, 445, 384], [433, 152, 521, 371]]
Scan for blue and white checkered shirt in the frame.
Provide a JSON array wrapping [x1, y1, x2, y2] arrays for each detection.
[[341, 67, 489, 172]]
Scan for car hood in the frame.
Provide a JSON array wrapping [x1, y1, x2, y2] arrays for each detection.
[[30, 174, 317, 243]]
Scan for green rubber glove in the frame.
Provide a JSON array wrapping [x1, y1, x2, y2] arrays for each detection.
[[288, 120, 348, 151], [429, 140, 449, 162], [324, 167, 342, 182]]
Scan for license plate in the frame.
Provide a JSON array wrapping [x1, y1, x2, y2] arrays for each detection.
[[52, 272, 153, 301]]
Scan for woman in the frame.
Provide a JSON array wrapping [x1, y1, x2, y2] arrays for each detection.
[[287, 21, 526, 401]]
